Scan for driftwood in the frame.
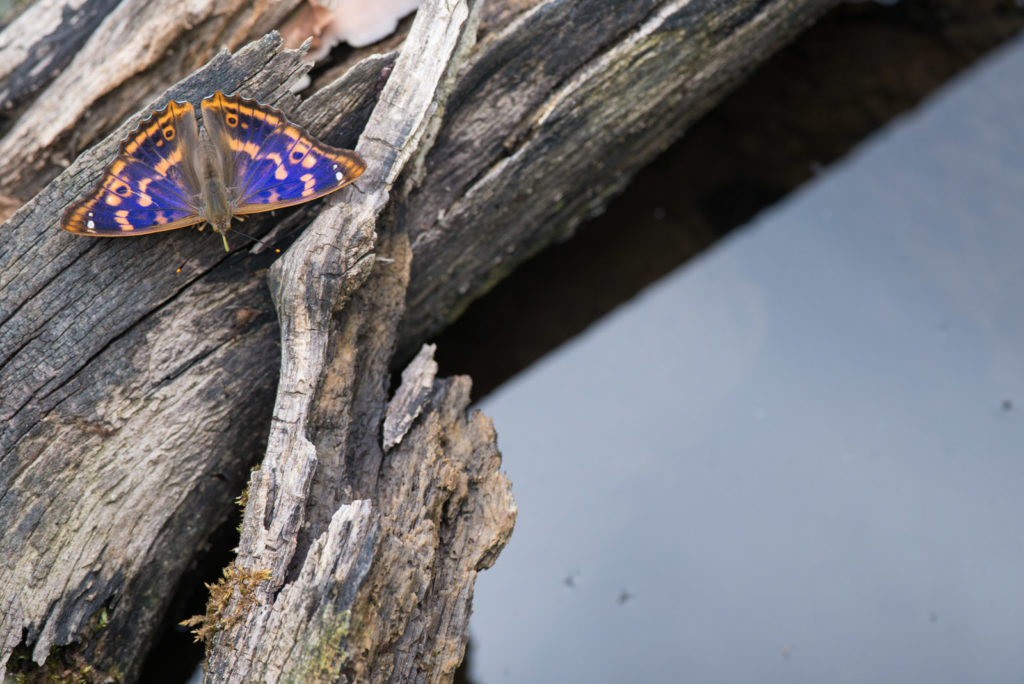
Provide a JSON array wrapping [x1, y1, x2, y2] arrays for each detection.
[[0, 0, 837, 680]]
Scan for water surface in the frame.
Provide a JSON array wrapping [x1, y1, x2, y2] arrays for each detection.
[[469, 32, 1024, 684]]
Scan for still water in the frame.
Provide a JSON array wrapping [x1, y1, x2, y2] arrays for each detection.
[[468, 32, 1024, 684]]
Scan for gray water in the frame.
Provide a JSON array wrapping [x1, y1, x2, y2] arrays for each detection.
[[469, 32, 1024, 684]]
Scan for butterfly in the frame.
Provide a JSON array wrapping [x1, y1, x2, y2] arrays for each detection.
[[61, 91, 366, 251]]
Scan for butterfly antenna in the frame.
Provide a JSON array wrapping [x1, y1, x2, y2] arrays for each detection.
[[228, 228, 282, 254], [176, 258, 190, 274]]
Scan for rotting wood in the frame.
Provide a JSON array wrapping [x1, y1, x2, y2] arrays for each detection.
[[0, 0, 839, 679], [202, 0, 497, 677], [383, 343, 438, 451]]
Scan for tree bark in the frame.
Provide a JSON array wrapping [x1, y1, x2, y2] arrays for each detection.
[[0, 0, 837, 679]]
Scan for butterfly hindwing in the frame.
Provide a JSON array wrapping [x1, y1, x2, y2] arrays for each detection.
[[61, 100, 205, 236], [201, 91, 366, 213], [62, 91, 366, 246]]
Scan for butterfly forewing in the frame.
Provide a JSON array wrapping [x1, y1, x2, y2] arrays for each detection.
[[61, 100, 206, 236], [201, 92, 366, 213], [62, 91, 366, 245]]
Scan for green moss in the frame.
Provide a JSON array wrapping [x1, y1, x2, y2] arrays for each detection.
[[179, 563, 272, 645], [8, 642, 121, 684], [294, 607, 352, 683], [311, 608, 352, 676]]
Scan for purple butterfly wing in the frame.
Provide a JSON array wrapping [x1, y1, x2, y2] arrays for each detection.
[[62, 100, 205, 236], [200, 92, 366, 213]]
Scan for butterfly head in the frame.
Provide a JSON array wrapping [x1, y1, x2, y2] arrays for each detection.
[[204, 209, 233, 251]]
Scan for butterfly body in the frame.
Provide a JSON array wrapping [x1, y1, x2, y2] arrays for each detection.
[[194, 135, 235, 237], [62, 92, 366, 250]]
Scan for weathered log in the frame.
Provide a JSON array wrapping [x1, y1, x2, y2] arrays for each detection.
[[399, 0, 840, 353], [0, 0, 837, 679]]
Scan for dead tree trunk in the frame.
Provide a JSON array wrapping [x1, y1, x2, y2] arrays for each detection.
[[0, 0, 837, 680]]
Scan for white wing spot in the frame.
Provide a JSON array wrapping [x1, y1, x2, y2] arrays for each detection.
[[87, 220, 95, 229], [88, 211, 94, 217]]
